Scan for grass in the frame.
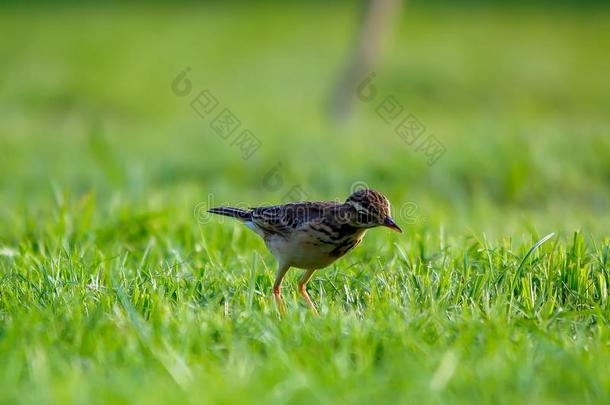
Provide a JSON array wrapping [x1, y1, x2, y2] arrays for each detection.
[[1, 2, 610, 404]]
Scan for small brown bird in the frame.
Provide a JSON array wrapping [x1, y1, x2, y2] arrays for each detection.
[[208, 189, 401, 314]]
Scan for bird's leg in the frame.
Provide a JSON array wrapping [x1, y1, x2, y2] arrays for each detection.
[[298, 269, 319, 315], [273, 264, 290, 315]]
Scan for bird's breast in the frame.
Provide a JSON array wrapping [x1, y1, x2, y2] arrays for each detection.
[[264, 227, 366, 270]]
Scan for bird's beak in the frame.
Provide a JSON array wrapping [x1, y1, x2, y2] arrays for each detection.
[[383, 217, 402, 233]]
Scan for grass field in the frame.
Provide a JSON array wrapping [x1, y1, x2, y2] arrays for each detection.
[[1, 2, 610, 404]]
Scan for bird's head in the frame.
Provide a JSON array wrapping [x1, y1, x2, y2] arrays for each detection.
[[344, 189, 402, 233]]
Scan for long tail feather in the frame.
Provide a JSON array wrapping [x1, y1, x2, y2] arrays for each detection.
[[208, 207, 252, 221]]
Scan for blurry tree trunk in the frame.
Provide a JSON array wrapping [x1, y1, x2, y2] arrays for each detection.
[[329, 0, 402, 121]]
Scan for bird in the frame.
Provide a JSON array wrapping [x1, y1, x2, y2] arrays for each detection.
[[207, 188, 402, 314]]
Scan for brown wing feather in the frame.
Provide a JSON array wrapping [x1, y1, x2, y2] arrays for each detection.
[[251, 201, 340, 236]]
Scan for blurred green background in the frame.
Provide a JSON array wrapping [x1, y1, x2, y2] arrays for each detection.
[[1, 1, 610, 403], [1, 1, 608, 238]]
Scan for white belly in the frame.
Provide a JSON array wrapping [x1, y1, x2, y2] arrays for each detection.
[[263, 228, 365, 270]]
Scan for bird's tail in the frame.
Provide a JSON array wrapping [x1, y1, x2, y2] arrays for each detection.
[[208, 206, 252, 221]]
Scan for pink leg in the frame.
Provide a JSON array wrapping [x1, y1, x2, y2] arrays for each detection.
[[273, 264, 290, 315], [298, 269, 319, 315]]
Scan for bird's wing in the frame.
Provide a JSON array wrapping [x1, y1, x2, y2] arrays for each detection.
[[250, 201, 337, 236]]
